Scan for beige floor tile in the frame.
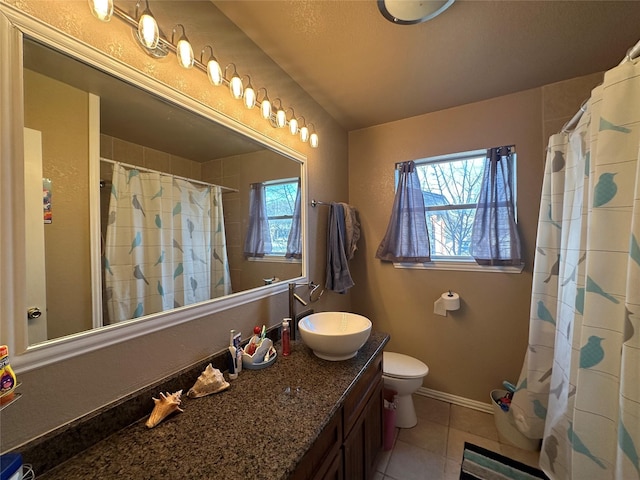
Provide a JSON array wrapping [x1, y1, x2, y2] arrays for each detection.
[[446, 427, 501, 462], [397, 419, 448, 455], [499, 442, 542, 470], [414, 394, 451, 426], [443, 458, 461, 480], [375, 445, 393, 473], [386, 440, 445, 480], [449, 404, 499, 441]]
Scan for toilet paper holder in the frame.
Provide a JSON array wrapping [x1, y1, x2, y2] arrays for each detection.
[[434, 290, 460, 316]]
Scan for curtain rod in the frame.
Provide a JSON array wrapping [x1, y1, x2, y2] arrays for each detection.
[[562, 38, 640, 133], [100, 158, 239, 193]]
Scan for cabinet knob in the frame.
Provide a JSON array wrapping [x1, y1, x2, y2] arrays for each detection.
[[27, 307, 42, 319]]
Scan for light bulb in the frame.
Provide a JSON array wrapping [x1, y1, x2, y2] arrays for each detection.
[[300, 126, 309, 143], [89, 0, 113, 21], [176, 38, 194, 68], [289, 117, 298, 135], [244, 86, 256, 109], [138, 11, 159, 49], [310, 132, 319, 148], [207, 59, 222, 86], [261, 99, 271, 119], [230, 75, 243, 99], [276, 108, 286, 128]]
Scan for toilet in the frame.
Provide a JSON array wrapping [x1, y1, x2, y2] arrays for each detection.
[[382, 351, 429, 428]]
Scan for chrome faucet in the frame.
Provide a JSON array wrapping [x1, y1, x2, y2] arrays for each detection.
[[288, 281, 322, 340]]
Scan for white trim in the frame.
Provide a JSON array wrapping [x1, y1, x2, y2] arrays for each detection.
[[416, 387, 494, 415], [248, 256, 302, 264], [0, 4, 309, 374], [394, 261, 524, 274], [88, 93, 103, 329]]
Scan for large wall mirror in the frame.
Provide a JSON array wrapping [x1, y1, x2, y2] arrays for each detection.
[[1, 5, 307, 370]]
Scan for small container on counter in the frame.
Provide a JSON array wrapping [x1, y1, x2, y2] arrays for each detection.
[[282, 319, 291, 356]]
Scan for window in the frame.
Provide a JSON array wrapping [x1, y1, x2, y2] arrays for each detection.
[[400, 148, 517, 263], [263, 178, 298, 255]]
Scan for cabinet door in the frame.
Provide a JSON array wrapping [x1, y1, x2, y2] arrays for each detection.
[[363, 380, 383, 478], [343, 411, 366, 480], [343, 379, 383, 480], [317, 449, 343, 480]]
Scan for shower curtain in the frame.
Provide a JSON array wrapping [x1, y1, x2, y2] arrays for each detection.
[[510, 59, 640, 479], [104, 164, 231, 323]]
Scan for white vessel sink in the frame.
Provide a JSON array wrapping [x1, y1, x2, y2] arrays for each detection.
[[298, 312, 372, 361]]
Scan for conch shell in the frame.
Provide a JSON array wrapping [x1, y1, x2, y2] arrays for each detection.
[[145, 390, 184, 428], [187, 364, 230, 398]]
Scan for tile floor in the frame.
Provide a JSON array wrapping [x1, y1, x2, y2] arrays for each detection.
[[373, 394, 541, 480]]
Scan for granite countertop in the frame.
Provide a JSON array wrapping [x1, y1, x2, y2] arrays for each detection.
[[40, 332, 389, 480]]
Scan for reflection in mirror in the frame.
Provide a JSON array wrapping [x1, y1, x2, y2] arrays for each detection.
[[22, 37, 303, 347]]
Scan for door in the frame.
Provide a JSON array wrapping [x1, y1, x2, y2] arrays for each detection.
[[24, 127, 48, 344]]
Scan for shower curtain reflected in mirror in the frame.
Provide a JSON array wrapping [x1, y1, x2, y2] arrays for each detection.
[[104, 163, 231, 323], [510, 59, 640, 479]]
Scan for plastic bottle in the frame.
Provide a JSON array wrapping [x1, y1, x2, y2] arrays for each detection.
[[282, 319, 291, 356]]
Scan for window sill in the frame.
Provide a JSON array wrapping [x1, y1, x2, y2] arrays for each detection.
[[247, 255, 302, 264], [393, 260, 524, 273]]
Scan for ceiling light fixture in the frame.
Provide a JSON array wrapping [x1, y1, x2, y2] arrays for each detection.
[[135, 0, 160, 49], [257, 88, 271, 120], [242, 76, 256, 109], [224, 64, 243, 100], [201, 46, 223, 86], [308, 123, 319, 148], [273, 99, 286, 128], [172, 24, 194, 69], [88, 0, 319, 148], [88, 0, 114, 21], [298, 117, 309, 143], [286, 108, 298, 135], [378, 0, 455, 25]]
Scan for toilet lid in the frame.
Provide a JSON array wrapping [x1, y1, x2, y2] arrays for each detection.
[[383, 351, 429, 379]]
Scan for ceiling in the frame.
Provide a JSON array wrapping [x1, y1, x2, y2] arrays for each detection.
[[214, 0, 640, 131]]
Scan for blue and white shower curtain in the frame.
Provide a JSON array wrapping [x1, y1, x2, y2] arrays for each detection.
[[510, 59, 640, 479], [104, 164, 231, 323]]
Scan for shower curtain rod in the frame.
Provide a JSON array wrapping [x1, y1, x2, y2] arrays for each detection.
[[100, 158, 239, 193], [562, 38, 640, 133]]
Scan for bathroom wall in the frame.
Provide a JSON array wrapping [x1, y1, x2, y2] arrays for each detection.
[[23, 69, 93, 341], [0, 0, 350, 453], [349, 72, 603, 404]]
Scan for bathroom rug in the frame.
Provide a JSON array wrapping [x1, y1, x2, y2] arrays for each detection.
[[460, 442, 549, 480]]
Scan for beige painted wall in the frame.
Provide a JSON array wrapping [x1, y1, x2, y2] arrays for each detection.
[[1, 0, 350, 452], [349, 73, 602, 403], [23, 69, 93, 341]]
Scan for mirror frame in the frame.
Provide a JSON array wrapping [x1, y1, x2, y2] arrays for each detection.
[[0, 4, 308, 373]]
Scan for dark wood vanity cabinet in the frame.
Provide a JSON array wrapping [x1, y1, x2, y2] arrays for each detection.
[[342, 353, 383, 480], [291, 351, 383, 480]]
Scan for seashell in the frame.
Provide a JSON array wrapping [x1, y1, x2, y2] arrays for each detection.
[[187, 364, 230, 398], [145, 390, 184, 428]]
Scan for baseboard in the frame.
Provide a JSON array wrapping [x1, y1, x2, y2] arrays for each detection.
[[416, 387, 494, 414]]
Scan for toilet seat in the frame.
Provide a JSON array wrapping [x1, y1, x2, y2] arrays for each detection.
[[383, 351, 429, 379]]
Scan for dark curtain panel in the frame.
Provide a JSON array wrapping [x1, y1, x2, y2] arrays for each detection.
[[470, 146, 522, 265], [375, 161, 431, 262], [285, 179, 302, 259], [243, 182, 272, 257]]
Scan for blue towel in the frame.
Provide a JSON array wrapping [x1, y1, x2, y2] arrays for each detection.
[[325, 203, 355, 293]]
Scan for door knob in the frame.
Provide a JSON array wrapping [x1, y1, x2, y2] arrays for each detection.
[[27, 307, 42, 319]]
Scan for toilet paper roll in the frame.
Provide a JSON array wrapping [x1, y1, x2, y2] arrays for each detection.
[[434, 291, 460, 316]]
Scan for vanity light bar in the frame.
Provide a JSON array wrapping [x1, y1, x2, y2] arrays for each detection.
[[88, 0, 318, 148]]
